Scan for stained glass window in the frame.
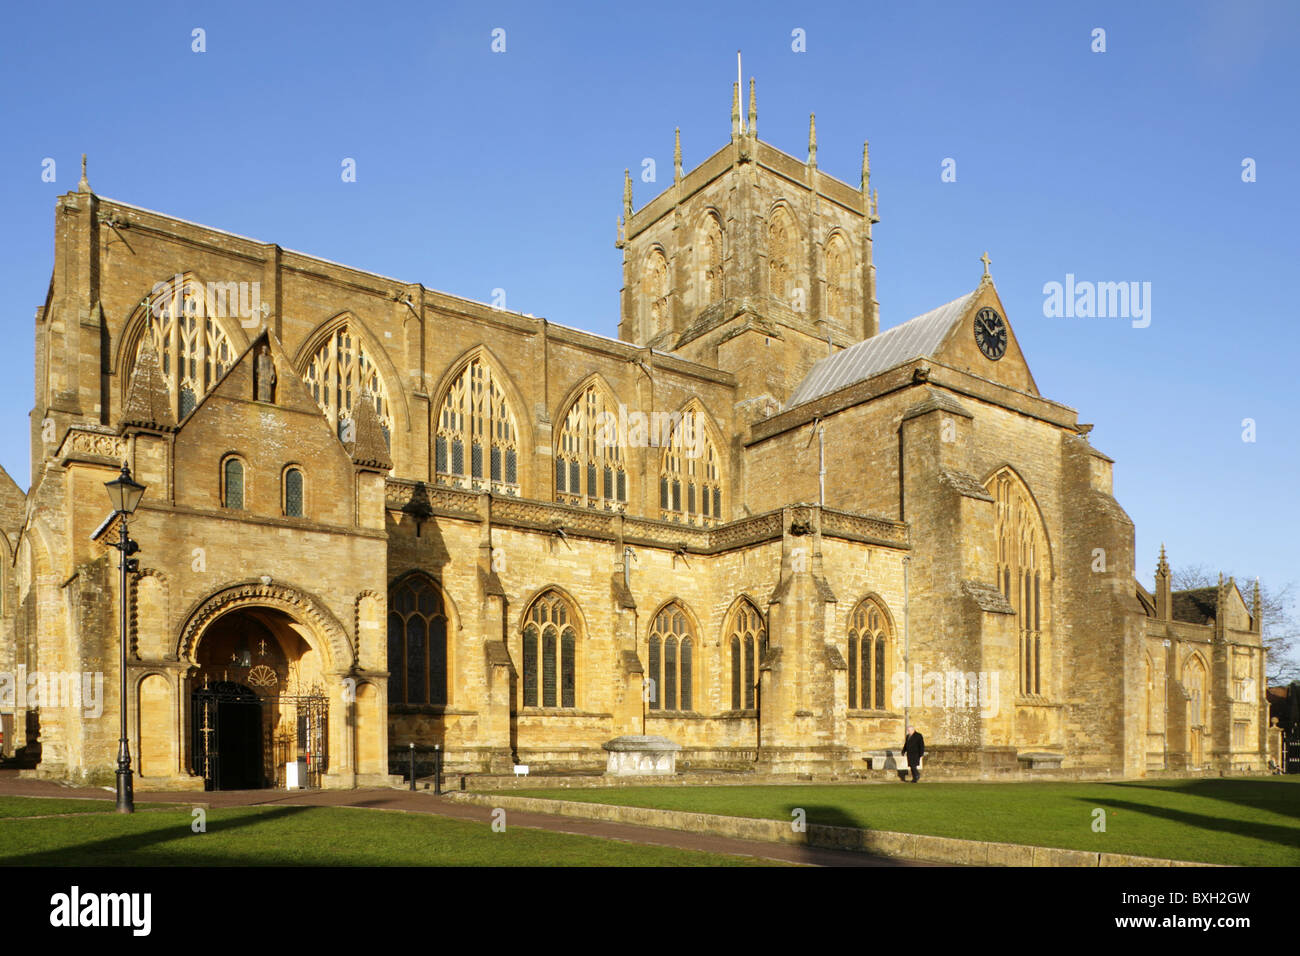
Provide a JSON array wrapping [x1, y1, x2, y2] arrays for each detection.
[[847, 599, 891, 711], [137, 276, 235, 422], [648, 604, 694, 712], [387, 576, 449, 706], [521, 591, 579, 709], [303, 323, 393, 448], [660, 404, 723, 527], [284, 468, 304, 518], [434, 356, 519, 495], [988, 468, 1050, 696], [223, 459, 244, 510], [727, 600, 765, 711]]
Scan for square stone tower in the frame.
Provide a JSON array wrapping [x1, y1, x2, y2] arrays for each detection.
[[617, 80, 881, 419]]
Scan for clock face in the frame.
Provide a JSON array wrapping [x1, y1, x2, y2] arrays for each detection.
[[973, 307, 1007, 361]]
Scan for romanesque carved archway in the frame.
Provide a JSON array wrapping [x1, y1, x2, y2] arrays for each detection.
[[175, 579, 354, 672]]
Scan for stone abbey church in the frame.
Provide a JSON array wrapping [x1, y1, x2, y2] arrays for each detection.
[[0, 83, 1267, 790]]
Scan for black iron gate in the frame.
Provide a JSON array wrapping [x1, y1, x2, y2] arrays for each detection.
[[191, 681, 263, 791], [191, 683, 330, 790], [1286, 728, 1300, 774], [273, 693, 330, 789]]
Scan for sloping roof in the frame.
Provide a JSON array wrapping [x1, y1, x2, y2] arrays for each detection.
[[122, 336, 176, 429], [786, 289, 979, 409], [1171, 587, 1217, 625], [939, 470, 994, 501], [962, 580, 1015, 614], [347, 395, 393, 471], [1135, 581, 1156, 617]]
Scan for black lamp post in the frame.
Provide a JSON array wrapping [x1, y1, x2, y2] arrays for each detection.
[[104, 462, 146, 813]]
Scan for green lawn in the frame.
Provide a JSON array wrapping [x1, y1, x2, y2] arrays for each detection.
[[0, 796, 170, 818], [511, 777, 1300, 866], [0, 800, 780, 866]]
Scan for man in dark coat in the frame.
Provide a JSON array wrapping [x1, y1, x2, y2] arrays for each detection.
[[902, 725, 925, 783]]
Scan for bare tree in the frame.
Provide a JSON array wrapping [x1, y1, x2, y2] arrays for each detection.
[[1166, 564, 1299, 686]]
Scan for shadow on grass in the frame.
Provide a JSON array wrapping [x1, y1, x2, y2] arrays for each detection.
[[1072, 796, 1300, 860], [0, 805, 313, 867], [1100, 777, 1300, 823]]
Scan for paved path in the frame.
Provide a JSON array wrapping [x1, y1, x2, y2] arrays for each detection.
[[0, 770, 927, 867]]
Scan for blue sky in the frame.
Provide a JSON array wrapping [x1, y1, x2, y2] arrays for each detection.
[[1, 0, 1296, 600]]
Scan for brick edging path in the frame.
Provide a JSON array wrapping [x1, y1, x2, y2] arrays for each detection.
[[446, 792, 1217, 867]]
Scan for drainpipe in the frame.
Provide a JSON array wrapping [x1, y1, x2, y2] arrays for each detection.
[[624, 546, 645, 736], [818, 426, 826, 507], [806, 418, 825, 507]]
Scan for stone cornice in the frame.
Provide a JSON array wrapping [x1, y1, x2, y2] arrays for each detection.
[[624, 136, 869, 240], [131, 499, 388, 541], [386, 479, 909, 552]]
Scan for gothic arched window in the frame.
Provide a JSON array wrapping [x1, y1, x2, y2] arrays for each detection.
[[848, 598, 891, 710], [555, 382, 627, 510], [647, 603, 694, 711], [987, 468, 1051, 696], [435, 356, 520, 495], [303, 323, 393, 445], [138, 276, 236, 420], [642, 250, 670, 340], [727, 599, 765, 711], [824, 233, 852, 324], [700, 215, 724, 306], [659, 404, 723, 526], [388, 576, 448, 706], [521, 590, 579, 709]]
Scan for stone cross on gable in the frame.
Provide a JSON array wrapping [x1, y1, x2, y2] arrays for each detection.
[[980, 251, 991, 278]]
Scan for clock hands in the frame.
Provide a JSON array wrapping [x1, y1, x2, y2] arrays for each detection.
[[975, 309, 1007, 359]]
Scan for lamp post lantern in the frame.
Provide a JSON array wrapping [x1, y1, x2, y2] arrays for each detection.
[[104, 462, 146, 813]]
